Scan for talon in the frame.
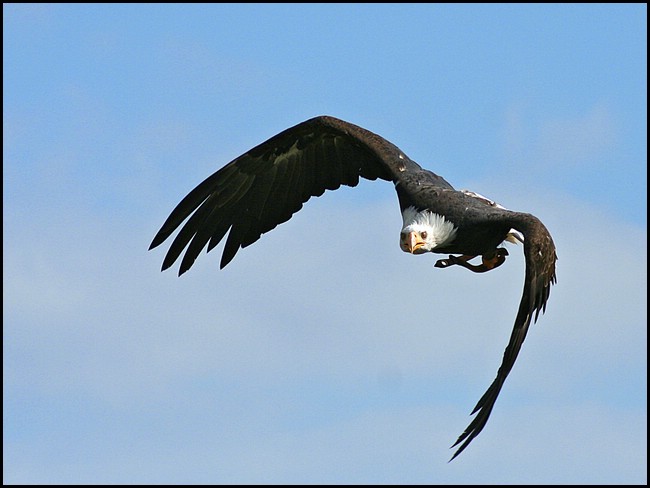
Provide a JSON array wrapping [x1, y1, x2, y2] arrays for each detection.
[[480, 247, 508, 271]]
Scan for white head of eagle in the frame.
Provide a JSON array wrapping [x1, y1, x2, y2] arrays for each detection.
[[400, 206, 457, 254]]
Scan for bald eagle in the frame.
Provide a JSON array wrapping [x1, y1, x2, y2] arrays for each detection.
[[149, 116, 557, 460]]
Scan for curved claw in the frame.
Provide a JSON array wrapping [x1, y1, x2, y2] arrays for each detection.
[[482, 247, 508, 270]]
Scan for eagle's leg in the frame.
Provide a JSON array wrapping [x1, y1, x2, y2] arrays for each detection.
[[434, 254, 476, 269], [434, 248, 509, 273]]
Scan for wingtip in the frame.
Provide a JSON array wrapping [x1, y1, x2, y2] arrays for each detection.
[[178, 261, 192, 276], [448, 444, 464, 463], [447, 427, 471, 462], [149, 232, 165, 251]]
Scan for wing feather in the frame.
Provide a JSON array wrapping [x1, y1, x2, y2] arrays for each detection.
[[449, 213, 557, 461], [149, 116, 412, 274]]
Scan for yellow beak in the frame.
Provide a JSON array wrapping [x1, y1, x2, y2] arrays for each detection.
[[407, 232, 425, 254]]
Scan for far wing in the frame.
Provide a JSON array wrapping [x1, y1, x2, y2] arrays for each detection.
[[149, 116, 414, 274]]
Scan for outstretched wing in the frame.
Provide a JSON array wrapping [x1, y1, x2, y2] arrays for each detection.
[[450, 212, 557, 461], [149, 116, 415, 274]]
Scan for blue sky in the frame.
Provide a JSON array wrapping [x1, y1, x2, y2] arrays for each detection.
[[3, 3, 647, 484]]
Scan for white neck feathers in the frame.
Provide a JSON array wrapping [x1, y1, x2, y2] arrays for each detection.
[[401, 206, 457, 249]]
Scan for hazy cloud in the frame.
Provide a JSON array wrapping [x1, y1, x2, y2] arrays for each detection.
[[4, 180, 646, 483], [502, 102, 618, 170]]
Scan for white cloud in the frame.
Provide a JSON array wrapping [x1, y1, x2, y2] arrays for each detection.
[[3, 178, 646, 483]]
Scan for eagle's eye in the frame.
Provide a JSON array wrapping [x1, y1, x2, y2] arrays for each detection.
[[400, 232, 407, 241], [420, 231, 428, 239]]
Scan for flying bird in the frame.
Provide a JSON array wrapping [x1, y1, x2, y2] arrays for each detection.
[[149, 115, 557, 460]]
